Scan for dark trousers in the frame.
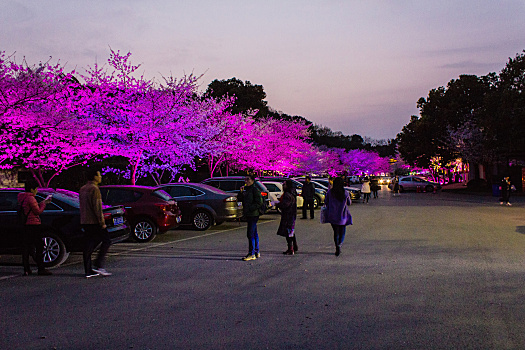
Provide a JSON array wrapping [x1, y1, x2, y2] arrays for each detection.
[[246, 217, 259, 256], [331, 224, 346, 247], [22, 225, 45, 272], [285, 236, 298, 251], [82, 225, 111, 274], [302, 198, 315, 219], [372, 190, 378, 198]]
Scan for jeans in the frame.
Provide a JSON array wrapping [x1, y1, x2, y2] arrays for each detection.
[[246, 216, 259, 256], [22, 225, 45, 272], [82, 225, 111, 274], [302, 198, 315, 219], [331, 224, 346, 247], [363, 193, 371, 203]]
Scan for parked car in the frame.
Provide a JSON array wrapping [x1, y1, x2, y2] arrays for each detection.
[[261, 181, 304, 211], [388, 176, 442, 192], [99, 185, 182, 242], [200, 176, 271, 211], [306, 178, 361, 201], [260, 176, 326, 208], [159, 183, 243, 231], [0, 188, 130, 268]]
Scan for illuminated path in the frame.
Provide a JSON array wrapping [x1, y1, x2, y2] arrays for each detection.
[[2, 189, 525, 349]]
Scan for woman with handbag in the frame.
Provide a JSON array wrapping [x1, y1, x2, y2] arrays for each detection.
[[324, 177, 352, 256], [276, 180, 298, 255]]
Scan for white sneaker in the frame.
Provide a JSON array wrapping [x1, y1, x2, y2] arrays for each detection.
[[92, 267, 112, 276], [85, 272, 99, 278]]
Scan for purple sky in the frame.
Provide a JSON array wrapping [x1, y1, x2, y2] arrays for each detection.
[[1, 0, 524, 140]]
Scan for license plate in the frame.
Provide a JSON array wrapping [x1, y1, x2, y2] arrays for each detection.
[[113, 217, 124, 225], [176, 216, 181, 223]]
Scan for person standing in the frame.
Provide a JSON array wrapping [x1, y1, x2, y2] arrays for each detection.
[[17, 180, 53, 276], [276, 180, 298, 255], [370, 176, 380, 199], [324, 177, 352, 256], [237, 174, 263, 261], [301, 176, 316, 219], [361, 177, 371, 204], [392, 176, 400, 196], [500, 176, 512, 206], [80, 169, 112, 278]]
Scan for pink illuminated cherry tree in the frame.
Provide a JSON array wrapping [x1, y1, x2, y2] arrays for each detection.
[[0, 52, 108, 187]]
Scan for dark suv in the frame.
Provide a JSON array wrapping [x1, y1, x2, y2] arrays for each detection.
[[0, 188, 130, 268], [99, 185, 182, 242], [200, 177, 271, 211]]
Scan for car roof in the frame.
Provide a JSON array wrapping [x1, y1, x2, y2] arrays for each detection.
[[99, 185, 161, 192], [162, 182, 231, 195]]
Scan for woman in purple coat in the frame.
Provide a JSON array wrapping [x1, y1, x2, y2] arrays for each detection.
[[324, 177, 352, 256]]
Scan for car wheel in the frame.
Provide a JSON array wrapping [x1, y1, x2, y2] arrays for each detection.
[[132, 219, 157, 242], [313, 196, 320, 209], [192, 210, 213, 231], [425, 185, 434, 192], [35, 232, 69, 268]]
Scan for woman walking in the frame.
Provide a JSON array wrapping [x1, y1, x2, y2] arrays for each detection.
[[324, 177, 353, 256], [392, 176, 400, 196], [276, 180, 298, 255], [361, 177, 371, 203], [17, 180, 53, 276]]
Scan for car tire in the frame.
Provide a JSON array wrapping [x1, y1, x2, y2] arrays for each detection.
[[36, 232, 69, 268], [425, 185, 434, 192], [132, 218, 157, 242], [192, 210, 213, 231], [313, 196, 320, 209]]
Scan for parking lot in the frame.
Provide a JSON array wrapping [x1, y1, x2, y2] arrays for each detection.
[[2, 189, 525, 349]]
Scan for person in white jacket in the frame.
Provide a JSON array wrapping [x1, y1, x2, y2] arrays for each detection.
[[361, 178, 371, 204]]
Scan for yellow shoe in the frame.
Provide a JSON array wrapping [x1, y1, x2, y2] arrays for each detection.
[[242, 255, 256, 261], [256, 253, 260, 258]]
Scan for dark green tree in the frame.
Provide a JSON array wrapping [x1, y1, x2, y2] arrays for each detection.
[[206, 77, 269, 119]]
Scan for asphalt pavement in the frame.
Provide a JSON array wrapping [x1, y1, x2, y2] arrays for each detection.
[[2, 188, 525, 350]]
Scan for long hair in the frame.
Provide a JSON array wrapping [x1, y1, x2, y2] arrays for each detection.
[[331, 177, 345, 202], [283, 179, 297, 196]]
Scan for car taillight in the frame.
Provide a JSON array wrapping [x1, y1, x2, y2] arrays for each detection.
[[155, 204, 170, 211], [103, 212, 112, 220], [224, 196, 237, 202], [261, 192, 268, 197]]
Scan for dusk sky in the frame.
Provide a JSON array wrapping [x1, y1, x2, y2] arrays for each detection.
[[1, 0, 524, 140]]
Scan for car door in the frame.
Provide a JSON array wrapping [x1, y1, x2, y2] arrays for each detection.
[[162, 185, 197, 224], [400, 177, 414, 190], [0, 191, 22, 252], [102, 188, 143, 218]]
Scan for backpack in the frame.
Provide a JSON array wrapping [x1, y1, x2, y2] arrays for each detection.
[[17, 198, 29, 225]]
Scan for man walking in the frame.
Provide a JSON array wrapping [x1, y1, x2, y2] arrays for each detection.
[[79, 169, 112, 278], [301, 176, 316, 219]]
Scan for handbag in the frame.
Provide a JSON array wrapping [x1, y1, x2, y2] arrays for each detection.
[[320, 205, 328, 224]]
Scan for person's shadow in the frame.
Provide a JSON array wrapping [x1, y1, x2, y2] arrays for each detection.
[[516, 226, 525, 234]]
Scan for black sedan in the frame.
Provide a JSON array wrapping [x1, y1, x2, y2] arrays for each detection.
[[159, 183, 243, 231], [0, 188, 130, 268]]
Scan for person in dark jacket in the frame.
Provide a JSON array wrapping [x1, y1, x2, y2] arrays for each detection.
[[301, 176, 316, 219], [324, 177, 352, 256], [370, 176, 380, 199], [237, 174, 263, 261], [17, 180, 53, 276], [276, 180, 298, 255]]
